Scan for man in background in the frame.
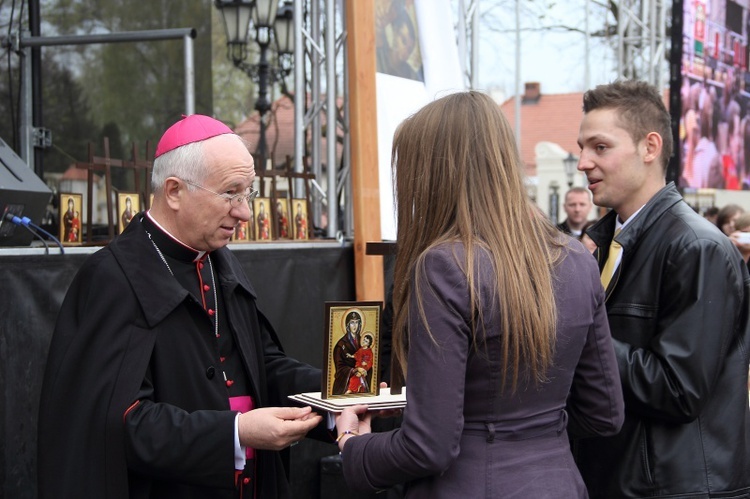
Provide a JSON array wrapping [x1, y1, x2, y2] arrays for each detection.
[[556, 186, 593, 237]]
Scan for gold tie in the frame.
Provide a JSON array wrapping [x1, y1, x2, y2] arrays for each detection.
[[601, 228, 622, 289]]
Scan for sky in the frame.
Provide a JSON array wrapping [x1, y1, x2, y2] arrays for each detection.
[[474, 0, 620, 98]]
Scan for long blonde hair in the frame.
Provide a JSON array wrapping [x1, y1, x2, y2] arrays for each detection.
[[391, 91, 564, 392]]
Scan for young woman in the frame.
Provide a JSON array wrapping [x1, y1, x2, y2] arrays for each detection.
[[335, 91, 624, 498]]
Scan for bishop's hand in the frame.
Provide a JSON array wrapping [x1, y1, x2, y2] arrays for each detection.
[[238, 406, 322, 450]]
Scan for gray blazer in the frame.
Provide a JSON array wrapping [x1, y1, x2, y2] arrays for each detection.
[[340, 239, 624, 498]]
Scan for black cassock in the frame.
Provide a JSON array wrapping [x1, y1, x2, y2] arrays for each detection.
[[38, 213, 324, 499]]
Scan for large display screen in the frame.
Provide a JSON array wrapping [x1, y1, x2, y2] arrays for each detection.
[[680, 0, 750, 190]]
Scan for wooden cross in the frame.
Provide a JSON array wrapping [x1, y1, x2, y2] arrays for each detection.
[[283, 155, 316, 240], [124, 142, 153, 209], [74, 138, 120, 244], [74, 138, 153, 244]]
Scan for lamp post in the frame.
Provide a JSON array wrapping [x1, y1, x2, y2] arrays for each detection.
[[548, 181, 560, 225], [563, 152, 578, 188], [215, 0, 294, 165], [273, 2, 294, 58]]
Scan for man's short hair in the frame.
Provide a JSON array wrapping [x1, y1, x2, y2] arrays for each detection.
[[703, 206, 720, 218], [564, 186, 592, 203], [583, 80, 673, 174]]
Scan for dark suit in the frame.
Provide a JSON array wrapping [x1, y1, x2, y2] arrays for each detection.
[[556, 219, 573, 235]]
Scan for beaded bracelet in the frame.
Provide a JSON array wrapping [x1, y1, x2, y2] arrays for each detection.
[[336, 430, 359, 442]]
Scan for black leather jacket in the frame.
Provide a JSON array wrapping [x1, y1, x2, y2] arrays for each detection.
[[556, 219, 573, 235], [572, 183, 750, 498]]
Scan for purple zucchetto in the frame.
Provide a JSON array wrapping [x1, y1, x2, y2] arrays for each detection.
[[154, 114, 234, 158]]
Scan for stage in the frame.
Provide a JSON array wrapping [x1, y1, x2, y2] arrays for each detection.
[[0, 240, 356, 499]]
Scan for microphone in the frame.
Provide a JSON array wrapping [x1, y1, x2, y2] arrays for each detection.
[[4, 213, 65, 255]]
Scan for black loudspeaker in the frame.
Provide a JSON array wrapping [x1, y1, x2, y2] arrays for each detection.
[[0, 137, 53, 247]]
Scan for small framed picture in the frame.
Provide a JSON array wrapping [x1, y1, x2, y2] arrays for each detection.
[[292, 199, 308, 240], [254, 197, 273, 241], [275, 198, 290, 239], [232, 220, 250, 242], [117, 192, 140, 234], [59, 193, 83, 245], [232, 200, 256, 242], [323, 301, 382, 399]]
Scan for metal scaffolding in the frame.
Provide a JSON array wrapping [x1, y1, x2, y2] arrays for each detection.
[[6, 28, 197, 175], [617, 0, 669, 88], [293, 0, 350, 239], [294, 0, 481, 239], [294, 0, 672, 239]]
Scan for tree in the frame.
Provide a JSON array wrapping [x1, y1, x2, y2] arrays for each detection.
[[474, 0, 613, 93], [0, 0, 217, 179], [42, 0, 214, 144], [39, 52, 99, 175], [0, 23, 97, 174], [475, 0, 671, 92]]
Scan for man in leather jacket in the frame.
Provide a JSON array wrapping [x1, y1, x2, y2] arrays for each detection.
[[570, 80, 750, 498]]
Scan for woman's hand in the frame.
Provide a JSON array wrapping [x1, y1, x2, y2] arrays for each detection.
[[334, 405, 372, 452]]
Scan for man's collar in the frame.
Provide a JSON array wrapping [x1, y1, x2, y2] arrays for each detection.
[[143, 212, 208, 263]]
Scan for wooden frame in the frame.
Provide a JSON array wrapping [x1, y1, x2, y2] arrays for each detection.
[[117, 192, 140, 235], [59, 193, 83, 246], [322, 301, 382, 399]]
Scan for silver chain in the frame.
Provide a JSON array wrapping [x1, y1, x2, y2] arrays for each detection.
[[207, 256, 219, 338], [146, 230, 174, 276], [146, 230, 219, 338]]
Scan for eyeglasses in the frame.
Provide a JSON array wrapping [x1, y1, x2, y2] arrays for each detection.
[[182, 179, 259, 208]]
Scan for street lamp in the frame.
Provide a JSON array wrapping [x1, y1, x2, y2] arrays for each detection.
[[273, 2, 294, 56], [563, 152, 578, 188], [272, 2, 295, 93], [215, 0, 293, 163], [216, 0, 254, 65], [548, 181, 560, 225]]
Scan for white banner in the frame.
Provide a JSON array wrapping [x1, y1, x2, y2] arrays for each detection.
[[375, 0, 465, 240]]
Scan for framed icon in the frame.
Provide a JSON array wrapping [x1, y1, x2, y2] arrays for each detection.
[[117, 192, 140, 234], [232, 220, 250, 242], [323, 301, 382, 399], [254, 197, 273, 241], [59, 193, 83, 245], [275, 198, 290, 239], [292, 199, 308, 240]]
